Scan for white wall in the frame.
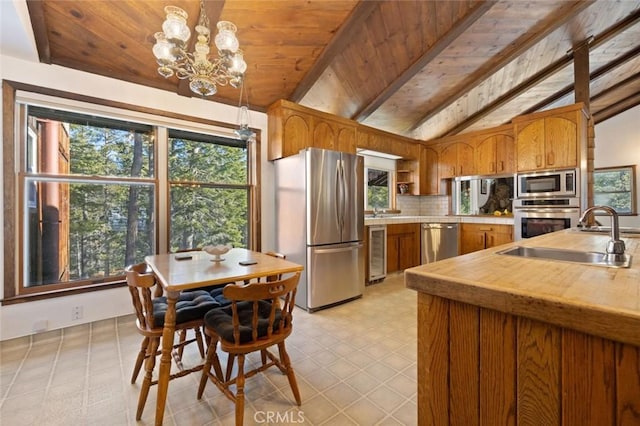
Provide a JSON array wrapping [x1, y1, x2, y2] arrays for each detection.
[[594, 105, 640, 228], [0, 55, 274, 340]]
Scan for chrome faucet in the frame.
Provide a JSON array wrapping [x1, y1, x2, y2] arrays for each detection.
[[578, 205, 625, 255]]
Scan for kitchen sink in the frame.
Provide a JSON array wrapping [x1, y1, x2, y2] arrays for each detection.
[[575, 226, 640, 236], [497, 246, 632, 268]]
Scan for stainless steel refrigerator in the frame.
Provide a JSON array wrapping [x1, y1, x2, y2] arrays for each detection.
[[275, 148, 365, 311]]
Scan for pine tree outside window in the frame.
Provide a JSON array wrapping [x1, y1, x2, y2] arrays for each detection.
[[593, 165, 636, 215], [10, 97, 255, 297]]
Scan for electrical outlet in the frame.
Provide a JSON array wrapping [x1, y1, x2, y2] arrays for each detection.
[[72, 305, 83, 320]]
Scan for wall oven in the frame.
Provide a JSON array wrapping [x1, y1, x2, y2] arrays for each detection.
[[516, 168, 578, 199], [513, 198, 581, 240]]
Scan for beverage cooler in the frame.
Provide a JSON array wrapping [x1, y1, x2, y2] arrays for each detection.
[[368, 225, 386, 283]]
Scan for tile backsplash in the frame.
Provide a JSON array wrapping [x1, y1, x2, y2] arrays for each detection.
[[397, 195, 449, 216]]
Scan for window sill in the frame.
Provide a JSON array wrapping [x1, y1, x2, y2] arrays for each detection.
[[1, 281, 126, 306]]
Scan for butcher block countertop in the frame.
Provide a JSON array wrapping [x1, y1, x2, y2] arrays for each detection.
[[405, 228, 640, 347]]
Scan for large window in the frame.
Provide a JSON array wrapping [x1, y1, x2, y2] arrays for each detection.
[[168, 130, 250, 251], [6, 88, 257, 299], [24, 107, 155, 290], [593, 165, 636, 215]]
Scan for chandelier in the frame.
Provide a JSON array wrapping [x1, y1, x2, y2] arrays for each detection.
[[152, 1, 247, 97]]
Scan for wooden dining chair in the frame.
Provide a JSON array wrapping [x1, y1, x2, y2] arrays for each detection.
[[197, 271, 302, 426], [227, 251, 287, 379], [125, 263, 220, 420]]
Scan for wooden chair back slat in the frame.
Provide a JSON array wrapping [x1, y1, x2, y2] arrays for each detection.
[[222, 272, 300, 344], [126, 263, 159, 329]]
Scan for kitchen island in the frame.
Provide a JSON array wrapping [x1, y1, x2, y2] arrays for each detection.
[[405, 228, 640, 425]]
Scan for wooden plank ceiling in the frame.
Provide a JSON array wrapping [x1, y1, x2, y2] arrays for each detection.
[[26, 0, 640, 142]]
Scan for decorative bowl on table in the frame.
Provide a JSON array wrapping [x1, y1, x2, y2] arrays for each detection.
[[202, 244, 232, 261]]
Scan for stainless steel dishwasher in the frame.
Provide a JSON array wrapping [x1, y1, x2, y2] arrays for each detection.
[[421, 223, 459, 264]]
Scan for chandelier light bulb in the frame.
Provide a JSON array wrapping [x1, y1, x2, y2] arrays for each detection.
[[229, 50, 247, 76], [162, 6, 190, 43], [214, 21, 239, 52], [152, 32, 175, 62]]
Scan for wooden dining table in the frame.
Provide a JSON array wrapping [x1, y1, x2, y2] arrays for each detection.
[[144, 248, 304, 426]]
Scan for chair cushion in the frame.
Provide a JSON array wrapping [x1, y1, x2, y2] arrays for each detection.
[[152, 290, 220, 327], [204, 300, 282, 344], [208, 287, 232, 306]]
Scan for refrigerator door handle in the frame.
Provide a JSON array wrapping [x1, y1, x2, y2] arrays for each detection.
[[335, 160, 343, 229], [340, 160, 346, 230], [312, 243, 364, 255], [336, 159, 346, 231]]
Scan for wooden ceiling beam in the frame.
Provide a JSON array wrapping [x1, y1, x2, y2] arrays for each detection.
[[410, 0, 595, 132], [592, 73, 640, 104], [442, 54, 574, 137], [177, 0, 226, 98], [593, 84, 640, 124], [442, 6, 640, 136], [289, 1, 378, 103], [352, 1, 496, 123], [26, 0, 51, 64], [522, 44, 640, 115]]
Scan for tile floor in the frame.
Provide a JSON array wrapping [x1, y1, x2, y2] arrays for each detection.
[[0, 272, 417, 425]]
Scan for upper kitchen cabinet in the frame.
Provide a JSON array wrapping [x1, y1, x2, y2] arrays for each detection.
[[419, 145, 440, 195], [267, 99, 357, 160], [268, 100, 311, 160], [311, 116, 357, 153], [513, 103, 588, 172], [474, 125, 514, 176], [439, 140, 475, 179], [357, 126, 419, 160]]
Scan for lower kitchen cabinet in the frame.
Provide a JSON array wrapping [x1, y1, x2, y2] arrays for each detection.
[[460, 223, 513, 255], [387, 223, 421, 273]]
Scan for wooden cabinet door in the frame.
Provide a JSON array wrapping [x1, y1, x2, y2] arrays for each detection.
[[420, 146, 440, 195], [545, 116, 577, 169], [475, 136, 497, 175], [485, 224, 513, 249], [387, 224, 420, 272], [398, 233, 418, 270], [439, 143, 458, 179], [514, 103, 585, 172], [269, 104, 312, 160], [516, 119, 545, 171], [460, 224, 486, 254], [495, 134, 515, 174], [440, 142, 474, 178], [387, 234, 400, 273], [336, 124, 356, 153], [312, 120, 336, 150], [313, 119, 357, 153], [457, 142, 475, 176], [476, 134, 514, 175], [462, 224, 513, 253]]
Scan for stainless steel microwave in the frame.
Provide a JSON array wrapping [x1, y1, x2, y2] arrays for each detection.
[[516, 169, 578, 199]]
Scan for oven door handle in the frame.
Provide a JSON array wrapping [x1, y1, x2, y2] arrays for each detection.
[[514, 208, 580, 213]]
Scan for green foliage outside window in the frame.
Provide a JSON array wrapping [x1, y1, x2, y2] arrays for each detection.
[[23, 107, 250, 290], [367, 168, 390, 210], [168, 135, 249, 251], [459, 180, 471, 214], [593, 166, 636, 215]]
